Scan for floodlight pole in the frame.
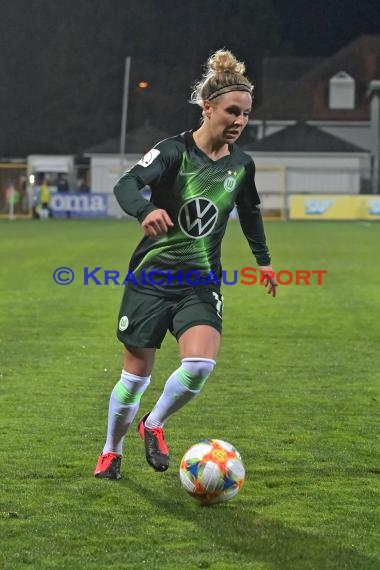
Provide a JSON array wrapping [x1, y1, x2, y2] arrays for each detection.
[[120, 56, 131, 174], [367, 80, 380, 194]]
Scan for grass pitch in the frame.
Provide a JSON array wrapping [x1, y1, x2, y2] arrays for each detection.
[[0, 219, 379, 570]]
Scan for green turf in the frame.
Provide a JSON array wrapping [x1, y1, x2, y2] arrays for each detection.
[[0, 219, 379, 570]]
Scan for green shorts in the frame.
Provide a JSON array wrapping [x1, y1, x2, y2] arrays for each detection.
[[116, 286, 224, 348]]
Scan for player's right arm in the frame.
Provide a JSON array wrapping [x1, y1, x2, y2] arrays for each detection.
[[140, 209, 173, 237], [113, 139, 180, 234]]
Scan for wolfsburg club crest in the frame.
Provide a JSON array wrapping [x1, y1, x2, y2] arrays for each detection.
[[224, 175, 237, 192], [119, 316, 129, 331]]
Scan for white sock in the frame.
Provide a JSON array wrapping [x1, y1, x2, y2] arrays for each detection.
[[103, 370, 150, 454], [145, 358, 215, 429]]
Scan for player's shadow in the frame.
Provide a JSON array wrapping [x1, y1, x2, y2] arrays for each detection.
[[123, 475, 378, 570]]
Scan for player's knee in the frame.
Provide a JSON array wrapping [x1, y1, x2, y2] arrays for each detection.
[[180, 358, 216, 391], [182, 358, 216, 378], [113, 370, 151, 405]]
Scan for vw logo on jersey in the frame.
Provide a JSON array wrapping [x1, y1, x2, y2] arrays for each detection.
[[224, 174, 237, 192], [178, 198, 218, 239]]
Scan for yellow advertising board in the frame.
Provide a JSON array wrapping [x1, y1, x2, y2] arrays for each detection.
[[290, 195, 380, 220]]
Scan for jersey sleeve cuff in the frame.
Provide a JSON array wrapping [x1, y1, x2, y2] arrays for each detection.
[[137, 203, 159, 223]]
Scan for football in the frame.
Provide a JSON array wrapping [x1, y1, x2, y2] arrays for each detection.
[[179, 438, 245, 505]]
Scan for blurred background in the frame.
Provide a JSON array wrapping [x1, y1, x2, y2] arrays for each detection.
[[1, 0, 380, 220]]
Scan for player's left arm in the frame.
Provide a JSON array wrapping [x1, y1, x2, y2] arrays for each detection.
[[235, 160, 277, 298]]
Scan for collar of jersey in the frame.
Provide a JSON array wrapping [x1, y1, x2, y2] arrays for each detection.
[[185, 130, 235, 165]]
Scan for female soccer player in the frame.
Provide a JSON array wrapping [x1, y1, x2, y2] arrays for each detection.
[[94, 49, 277, 479]]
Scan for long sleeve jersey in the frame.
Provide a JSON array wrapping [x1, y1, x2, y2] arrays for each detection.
[[114, 130, 271, 293]]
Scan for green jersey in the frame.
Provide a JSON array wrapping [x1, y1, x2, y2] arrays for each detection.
[[114, 130, 270, 293]]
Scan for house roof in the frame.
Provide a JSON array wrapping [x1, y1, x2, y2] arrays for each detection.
[[253, 35, 380, 121], [243, 122, 366, 153], [261, 57, 324, 100], [86, 124, 171, 154]]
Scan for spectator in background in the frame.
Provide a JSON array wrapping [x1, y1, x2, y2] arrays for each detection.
[[57, 174, 69, 193], [56, 174, 71, 218], [19, 175, 29, 214], [39, 179, 53, 219], [32, 184, 40, 219], [4, 183, 19, 216], [76, 177, 90, 193]]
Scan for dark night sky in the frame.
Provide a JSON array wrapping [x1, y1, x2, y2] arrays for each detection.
[[0, 0, 379, 156], [273, 0, 380, 56]]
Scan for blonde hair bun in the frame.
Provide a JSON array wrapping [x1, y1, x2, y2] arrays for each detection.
[[208, 49, 246, 76], [190, 48, 253, 107]]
